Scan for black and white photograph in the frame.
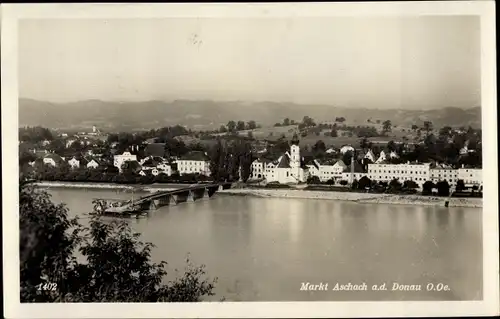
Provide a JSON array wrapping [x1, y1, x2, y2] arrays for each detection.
[[2, 2, 498, 318]]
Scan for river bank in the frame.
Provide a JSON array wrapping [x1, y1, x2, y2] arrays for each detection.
[[219, 188, 483, 208], [33, 181, 483, 208]]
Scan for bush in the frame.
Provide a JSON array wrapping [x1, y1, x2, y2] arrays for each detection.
[[436, 180, 450, 197], [339, 180, 348, 186], [19, 178, 217, 302], [422, 181, 436, 195], [307, 175, 321, 185]]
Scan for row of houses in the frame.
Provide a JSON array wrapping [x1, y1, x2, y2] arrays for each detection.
[[113, 151, 211, 177], [249, 134, 483, 189]]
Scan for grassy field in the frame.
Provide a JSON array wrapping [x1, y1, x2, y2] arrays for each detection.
[[175, 120, 419, 150]]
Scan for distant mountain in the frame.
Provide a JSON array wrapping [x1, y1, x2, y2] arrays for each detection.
[[18, 98, 481, 132]]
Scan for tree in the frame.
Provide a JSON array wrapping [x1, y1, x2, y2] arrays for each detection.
[[359, 137, 369, 151], [339, 180, 348, 186], [436, 180, 450, 196], [387, 140, 396, 152], [358, 176, 372, 190], [330, 129, 338, 137], [382, 120, 392, 134], [388, 178, 402, 193], [326, 178, 335, 185], [307, 175, 321, 184], [274, 123, 282, 127], [342, 151, 354, 166], [335, 117, 346, 123], [403, 180, 419, 190], [423, 121, 433, 137], [219, 125, 227, 133], [422, 181, 435, 195], [236, 121, 246, 131], [246, 121, 257, 130], [302, 116, 316, 127], [20, 179, 216, 302], [227, 121, 236, 133], [351, 179, 359, 190], [247, 131, 253, 139], [312, 140, 326, 154], [283, 118, 290, 126], [456, 179, 465, 192], [411, 124, 418, 131]]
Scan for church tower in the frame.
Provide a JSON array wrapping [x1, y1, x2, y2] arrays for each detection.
[[290, 132, 301, 176]]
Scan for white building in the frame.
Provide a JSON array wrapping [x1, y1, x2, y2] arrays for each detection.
[[175, 151, 211, 176], [87, 159, 100, 169], [43, 154, 64, 167], [250, 159, 268, 179], [363, 150, 376, 162], [375, 150, 387, 163], [340, 145, 355, 154], [114, 151, 138, 172], [458, 167, 482, 188], [430, 164, 458, 187], [326, 147, 337, 154], [264, 134, 309, 184], [68, 157, 80, 169], [368, 162, 431, 188], [157, 163, 173, 176], [307, 159, 347, 182]]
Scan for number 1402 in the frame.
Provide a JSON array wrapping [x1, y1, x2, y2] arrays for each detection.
[[36, 282, 57, 291]]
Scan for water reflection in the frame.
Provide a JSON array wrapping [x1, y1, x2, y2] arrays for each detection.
[[46, 188, 483, 301]]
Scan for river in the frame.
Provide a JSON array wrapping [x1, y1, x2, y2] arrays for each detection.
[[46, 187, 482, 301]]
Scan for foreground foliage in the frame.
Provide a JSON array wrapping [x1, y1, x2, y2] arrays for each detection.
[[19, 178, 217, 302]]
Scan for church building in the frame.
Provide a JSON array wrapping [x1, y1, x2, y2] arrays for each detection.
[[263, 133, 310, 184]]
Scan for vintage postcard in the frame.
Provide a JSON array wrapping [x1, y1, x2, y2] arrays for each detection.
[[2, 2, 498, 318]]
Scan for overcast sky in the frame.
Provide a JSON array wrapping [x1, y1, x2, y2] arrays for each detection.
[[18, 16, 480, 109]]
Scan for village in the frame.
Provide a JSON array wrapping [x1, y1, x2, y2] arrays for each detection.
[[19, 117, 483, 195]]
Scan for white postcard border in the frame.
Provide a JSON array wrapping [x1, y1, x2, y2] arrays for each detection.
[[2, 2, 498, 318]]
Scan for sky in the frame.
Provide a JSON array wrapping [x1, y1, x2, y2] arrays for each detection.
[[18, 16, 481, 109]]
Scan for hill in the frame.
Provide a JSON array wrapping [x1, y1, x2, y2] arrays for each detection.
[[18, 98, 481, 132]]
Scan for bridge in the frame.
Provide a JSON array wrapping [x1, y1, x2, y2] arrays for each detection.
[[95, 182, 233, 214]]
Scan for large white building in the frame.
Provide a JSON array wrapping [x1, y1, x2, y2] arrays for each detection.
[[307, 159, 347, 182], [458, 166, 482, 188], [430, 164, 458, 187], [114, 151, 137, 172], [262, 134, 309, 184], [368, 162, 431, 188], [250, 159, 268, 180], [174, 151, 211, 176]]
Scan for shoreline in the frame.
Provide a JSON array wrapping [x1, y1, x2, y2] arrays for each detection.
[[218, 189, 483, 208], [33, 181, 482, 208]]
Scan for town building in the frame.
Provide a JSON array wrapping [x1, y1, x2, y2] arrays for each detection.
[[68, 156, 80, 169], [113, 151, 138, 172], [174, 151, 211, 176], [250, 158, 268, 180], [307, 159, 347, 182], [43, 153, 65, 167], [342, 160, 368, 183], [263, 133, 309, 184], [430, 164, 458, 187], [86, 159, 100, 169], [458, 166, 482, 188], [367, 162, 431, 188], [340, 145, 355, 154]]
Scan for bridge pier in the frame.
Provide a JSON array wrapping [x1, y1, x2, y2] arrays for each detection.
[[170, 194, 178, 206], [187, 191, 195, 202]]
